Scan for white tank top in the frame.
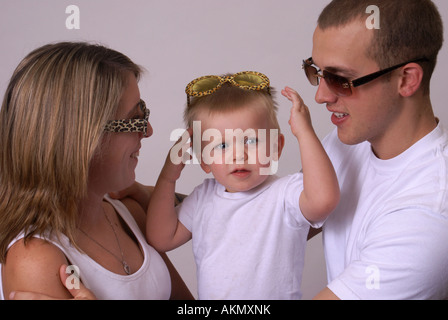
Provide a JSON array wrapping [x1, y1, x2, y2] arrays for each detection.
[[0, 195, 171, 300]]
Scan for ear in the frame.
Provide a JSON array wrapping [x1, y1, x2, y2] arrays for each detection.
[[273, 133, 285, 161], [398, 63, 424, 97], [200, 161, 212, 174]]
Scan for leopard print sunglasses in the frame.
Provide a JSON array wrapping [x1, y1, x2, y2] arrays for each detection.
[[104, 99, 150, 136]]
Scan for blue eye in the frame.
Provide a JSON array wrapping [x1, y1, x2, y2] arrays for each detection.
[[215, 142, 228, 150], [246, 137, 258, 145]]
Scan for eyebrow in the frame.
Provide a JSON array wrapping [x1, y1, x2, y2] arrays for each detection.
[[312, 58, 358, 78], [325, 66, 359, 78]]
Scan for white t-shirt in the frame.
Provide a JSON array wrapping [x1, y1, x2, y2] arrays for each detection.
[[322, 123, 448, 300], [0, 196, 172, 300], [177, 174, 321, 300]]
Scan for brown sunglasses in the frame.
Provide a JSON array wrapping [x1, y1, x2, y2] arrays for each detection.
[[302, 57, 429, 97]]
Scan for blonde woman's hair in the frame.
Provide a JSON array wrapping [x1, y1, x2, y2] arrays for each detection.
[[0, 42, 142, 262]]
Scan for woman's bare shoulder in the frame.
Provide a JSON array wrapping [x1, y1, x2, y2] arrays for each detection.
[[2, 237, 72, 299]]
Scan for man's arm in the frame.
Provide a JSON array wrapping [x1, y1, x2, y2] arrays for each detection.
[[313, 287, 340, 300], [110, 182, 186, 212], [109, 182, 154, 212]]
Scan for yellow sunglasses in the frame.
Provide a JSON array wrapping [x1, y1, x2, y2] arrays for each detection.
[[185, 71, 271, 106]]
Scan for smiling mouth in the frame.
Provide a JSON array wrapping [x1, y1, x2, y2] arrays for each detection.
[[334, 112, 349, 119], [131, 151, 140, 159]]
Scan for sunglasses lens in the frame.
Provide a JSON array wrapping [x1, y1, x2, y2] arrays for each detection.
[[304, 65, 319, 86], [192, 77, 221, 94], [233, 73, 264, 86], [186, 72, 270, 105], [322, 71, 352, 97]]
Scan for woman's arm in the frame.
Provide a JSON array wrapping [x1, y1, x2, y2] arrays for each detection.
[[10, 264, 96, 300], [2, 238, 73, 299]]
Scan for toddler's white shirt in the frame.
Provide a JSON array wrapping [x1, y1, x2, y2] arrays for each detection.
[[178, 174, 321, 300]]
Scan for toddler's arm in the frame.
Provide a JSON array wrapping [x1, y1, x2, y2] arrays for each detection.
[[146, 129, 192, 252], [282, 87, 340, 223]]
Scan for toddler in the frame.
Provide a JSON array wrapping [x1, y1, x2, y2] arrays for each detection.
[[146, 71, 339, 299]]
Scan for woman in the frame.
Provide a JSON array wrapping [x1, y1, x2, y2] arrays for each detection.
[[0, 42, 193, 299]]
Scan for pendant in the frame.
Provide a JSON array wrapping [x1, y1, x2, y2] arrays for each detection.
[[123, 261, 131, 275]]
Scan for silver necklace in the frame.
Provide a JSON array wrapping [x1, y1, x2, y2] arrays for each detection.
[[79, 208, 131, 275]]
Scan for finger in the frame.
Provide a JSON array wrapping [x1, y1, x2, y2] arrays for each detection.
[[289, 95, 302, 110], [284, 86, 295, 93], [9, 291, 59, 300], [60, 264, 96, 300], [182, 127, 193, 141], [289, 93, 305, 111], [60, 264, 81, 297], [283, 87, 305, 106], [174, 128, 193, 153], [185, 127, 195, 154], [175, 133, 193, 159], [186, 127, 194, 147], [281, 88, 293, 100], [182, 151, 193, 164], [284, 86, 303, 99]]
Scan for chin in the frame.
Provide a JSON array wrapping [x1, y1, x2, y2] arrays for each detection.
[[337, 130, 366, 146]]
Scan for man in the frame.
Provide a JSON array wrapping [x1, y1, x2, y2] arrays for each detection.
[[307, 0, 448, 299]]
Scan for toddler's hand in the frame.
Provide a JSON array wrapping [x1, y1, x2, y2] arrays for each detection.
[[281, 87, 313, 140], [160, 128, 193, 183]]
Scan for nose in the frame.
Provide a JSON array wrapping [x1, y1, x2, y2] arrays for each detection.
[[142, 122, 153, 138], [233, 142, 248, 164], [315, 79, 338, 105]]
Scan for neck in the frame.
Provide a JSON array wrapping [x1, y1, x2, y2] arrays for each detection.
[[78, 188, 107, 228], [370, 96, 437, 160]]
